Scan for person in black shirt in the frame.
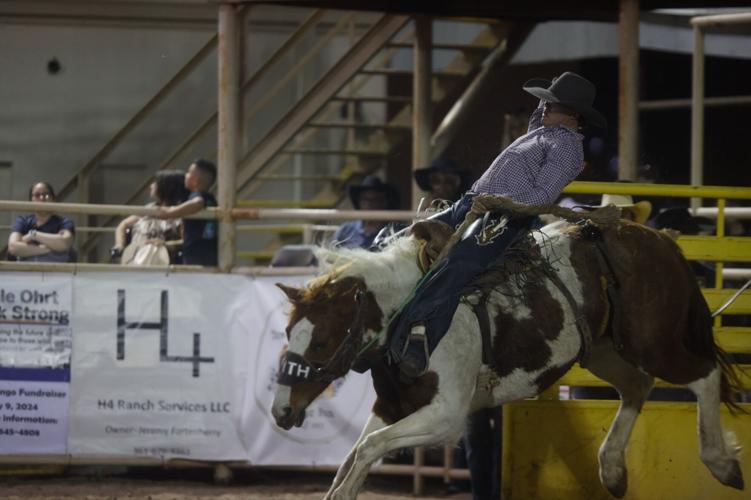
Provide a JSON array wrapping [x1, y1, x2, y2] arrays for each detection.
[[156, 159, 217, 266], [8, 182, 75, 262]]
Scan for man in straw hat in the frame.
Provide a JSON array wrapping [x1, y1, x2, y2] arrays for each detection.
[[599, 193, 652, 225], [390, 72, 607, 381]]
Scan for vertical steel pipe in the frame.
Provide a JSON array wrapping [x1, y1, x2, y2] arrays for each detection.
[[691, 25, 705, 212], [218, 3, 240, 271], [412, 16, 432, 210], [617, 0, 639, 181]]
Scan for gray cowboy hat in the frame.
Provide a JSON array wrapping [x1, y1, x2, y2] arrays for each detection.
[[413, 157, 469, 192], [523, 72, 607, 128], [348, 175, 400, 209]]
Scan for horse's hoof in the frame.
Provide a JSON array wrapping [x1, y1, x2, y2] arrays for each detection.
[[600, 466, 628, 498], [606, 475, 628, 499], [721, 459, 744, 490]]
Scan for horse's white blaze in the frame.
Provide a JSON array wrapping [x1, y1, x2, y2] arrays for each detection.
[[271, 318, 314, 417], [271, 384, 292, 418], [288, 318, 315, 355]]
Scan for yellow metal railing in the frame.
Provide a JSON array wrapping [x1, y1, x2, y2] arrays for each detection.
[[555, 181, 751, 388]]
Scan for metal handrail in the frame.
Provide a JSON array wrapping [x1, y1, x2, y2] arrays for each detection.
[[565, 181, 751, 200], [0, 199, 419, 222]]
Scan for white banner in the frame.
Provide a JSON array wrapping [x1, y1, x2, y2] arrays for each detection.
[[0, 273, 72, 368], [241, 276, 376, 466], [0, 370, 69, 455], [68, 272, 248, 460], [0, 273, 71, 454]]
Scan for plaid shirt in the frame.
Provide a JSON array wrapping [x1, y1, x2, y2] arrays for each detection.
[[471, 102, 584, 205]]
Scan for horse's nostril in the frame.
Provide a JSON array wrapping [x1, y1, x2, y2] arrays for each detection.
[[282, 406, 292, 418]]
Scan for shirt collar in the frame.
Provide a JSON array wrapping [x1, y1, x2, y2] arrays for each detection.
[[545, 124, 584, 141]]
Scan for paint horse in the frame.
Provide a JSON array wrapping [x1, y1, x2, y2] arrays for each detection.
[[271, 217, 744, 500]]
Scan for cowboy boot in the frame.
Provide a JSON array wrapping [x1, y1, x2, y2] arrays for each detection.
[[399, 323, 429, 382]]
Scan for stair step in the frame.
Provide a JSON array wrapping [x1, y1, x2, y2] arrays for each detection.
[[359, 69, 465, 78], [331, 95, 411, 103], [385, 42, 494, 52], [281, 148, 388, 156], [307, 122, 411, 131]]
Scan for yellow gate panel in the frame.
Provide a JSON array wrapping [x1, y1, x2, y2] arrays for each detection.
[[677, 236, 751, 262], [503, 400, 751, 500]]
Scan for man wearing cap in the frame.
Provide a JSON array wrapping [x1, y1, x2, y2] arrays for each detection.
[[391, 71, 607, 381], [332, 175, 401, 249]]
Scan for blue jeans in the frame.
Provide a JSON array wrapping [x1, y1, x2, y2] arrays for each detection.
[[388, 193, 534, 361]]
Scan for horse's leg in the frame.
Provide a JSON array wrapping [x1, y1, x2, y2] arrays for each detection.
[[327, 402, 466, 500], [687, 366, 744, 489], [323, 413, 386, 499], [585, 339, 654, 498]]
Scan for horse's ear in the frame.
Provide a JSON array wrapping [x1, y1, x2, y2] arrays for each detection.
[[276, 283, 303, 302]]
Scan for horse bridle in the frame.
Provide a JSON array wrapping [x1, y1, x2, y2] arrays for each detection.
[[277, 288, 367, 386]]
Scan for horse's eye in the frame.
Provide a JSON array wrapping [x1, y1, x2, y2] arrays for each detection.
[[311, 341, 327, 352]]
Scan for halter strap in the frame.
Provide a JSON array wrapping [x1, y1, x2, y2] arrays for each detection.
[[278, 288, 367, 386]]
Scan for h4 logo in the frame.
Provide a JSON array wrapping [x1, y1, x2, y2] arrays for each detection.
[[116, 289, 214, 377]]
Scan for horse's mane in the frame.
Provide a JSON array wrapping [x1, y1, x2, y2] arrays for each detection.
[[309, 237, 422, 295], [304, 220, 579, 299]]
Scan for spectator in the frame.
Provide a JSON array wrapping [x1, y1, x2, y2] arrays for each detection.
[[155, 159, 218, 266], [332, 175, 401, 250], [111, 170, 189, 265], [414, 157, 469, 206], [8, 182, 75, 262]]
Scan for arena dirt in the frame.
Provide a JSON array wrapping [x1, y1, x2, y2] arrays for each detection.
[[0, 468, 472, 500]]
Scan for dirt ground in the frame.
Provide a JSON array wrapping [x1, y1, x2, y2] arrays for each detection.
[[0, 467, 473, 500]]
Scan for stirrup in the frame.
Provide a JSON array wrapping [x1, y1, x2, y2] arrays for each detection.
[[399, 325, 429, 382]]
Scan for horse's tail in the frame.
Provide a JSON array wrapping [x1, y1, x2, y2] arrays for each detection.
[[684, 282, 746, 414], [717, 344, 746, 415], [693, 286, 748, 415]]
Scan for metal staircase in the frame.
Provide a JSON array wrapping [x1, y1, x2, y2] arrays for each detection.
[[58, 8, 530, 264]]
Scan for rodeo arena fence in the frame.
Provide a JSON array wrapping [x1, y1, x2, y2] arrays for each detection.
[[0, 180, 750, 498]]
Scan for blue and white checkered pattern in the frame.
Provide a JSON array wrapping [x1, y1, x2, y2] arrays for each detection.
[[471, 103, 584, 205]]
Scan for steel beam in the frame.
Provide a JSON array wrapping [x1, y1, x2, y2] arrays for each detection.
[[412, 16, 432, 211], [218, 3, 240, 271], [691, 24, 705, 211], [617, 0, 639, 181]]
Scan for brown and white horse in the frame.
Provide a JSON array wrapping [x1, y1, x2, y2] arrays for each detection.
[[271, 219, 744, 500]]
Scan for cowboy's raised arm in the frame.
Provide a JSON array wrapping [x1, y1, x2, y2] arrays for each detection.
[[528, 99, 545, 132]]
